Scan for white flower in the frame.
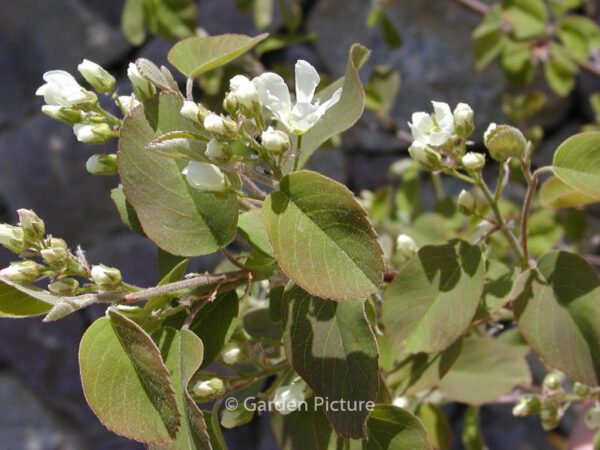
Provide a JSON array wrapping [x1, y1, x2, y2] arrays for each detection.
[[182, 161, 227, 193], [408, 101, 454, 146], [86, 154, 117, 176], [392, 396, 410, 408], [193, 378, 225, 399], [73, 123, 113, 144], [127, 63, 155, 100], [408, 141, 442, 170], [222, 344, 241, 365], [180, 101, 200, 121], [261, 126, 291, 154], [77, 59, 115, 93], [229, 75, 259, 108], [206, 138, 226, 161], [453, 102, 474, 138], [395, 234, 418, 260], [36, 70, 97, 107], [91, 264, 122, 290], [273, 382, 306, 415], [253, 60, 342, 135], [117, 95, 140, 115], [204, 113, 227, 134], [461, 152, 485, 171]]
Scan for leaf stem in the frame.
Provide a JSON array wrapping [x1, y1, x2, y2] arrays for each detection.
[[293, 135, 302, 172], [453, 0, 491, 15], [431, 172, 445, 200]]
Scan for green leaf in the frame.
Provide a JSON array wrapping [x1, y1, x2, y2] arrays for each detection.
[[243, 307, 282, 341], [118, 92, 238, 256], [539, 176, 599, 208], [512, 251, 600, 386], [365, 66, 401, 116], [146, 131, 209, 161], [544, 59, 576, 97], [43, 294, 98, 322], [204, 409, 228, 450], [79, 311, 180, 444], [415, 404, 452, 450], [382, 240, 484, 353], [237, 207, 274, 257], [473, 8, 506, 71], [253, 0, 274, 31], [122, 0, 147, 45], [146, 0, 197, 41], [553, 132, 600, 199], [461, 407, 485, 450], [152, 328, 211, 450], [264, 170, 384, 301], [0, 278, 59, 318], [502, 0, 548, 39], [270, 404, 320, 450], [136, 58, 179, 92], [190, 290, 238, 369], [111, 186, 144, 235], [438, 337, 531, 405], [364, 405, 433, 450], [282, 285, 379, 439], [168, 33, 269, 78], [476, 259, 515, 319], [299, 44, 370, 167]]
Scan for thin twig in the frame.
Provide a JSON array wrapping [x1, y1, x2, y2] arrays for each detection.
[[453, 0, 491, 15], [186, 78, 194, 101], [240, 174, 268, 198], [520, 166, 554, 263], [221, 248, 251, 271]]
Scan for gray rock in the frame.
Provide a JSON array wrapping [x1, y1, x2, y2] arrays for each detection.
[[0, 0, 130, 127]]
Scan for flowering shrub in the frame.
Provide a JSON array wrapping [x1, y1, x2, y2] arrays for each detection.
[[2, 28, 600, 449]]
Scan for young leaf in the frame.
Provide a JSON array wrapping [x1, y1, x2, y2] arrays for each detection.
[[462, 407, 485, 450], [437, 337, 531, 405], [282, 285, 379, 439], [502, 0, 548, 39], [118, 92, 238, 256], [553, 132, 600, 199], [264, 170, 384, 301], [512, 251, 600, 386], [122, 0, 147, 45], [382, 240, 484, 353], [365, 405, 433, 450], [539, 176, 599, 208], [299, 44, 370, 167], [415, 404, 453, 450], [79, 311, 180, 444], [0, 278, 59, 318], [243, 307, 282, 341], [110, 186, 145, 235], [168, 33, 268, 78], [238, 207, 274, 257], [152, 328, 212, 450]]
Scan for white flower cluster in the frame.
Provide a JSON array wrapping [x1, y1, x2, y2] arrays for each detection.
[[180, 60, 342, 193]]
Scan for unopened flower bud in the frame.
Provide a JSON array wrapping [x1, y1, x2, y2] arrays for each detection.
[[484, 123, 527, 162], [0, 224, 25, 254], [18, 209, 45, 243], [573, 382, 590, 398], [86, 154, 118, 176], [0, 261, 44, 283], [229, 75, 259, 110], [47, 238, 67, 250], [193, 378, 225, 400], [182, 161, 227, 193], [453, 103, 474, 138], [222, 344, 242, 365], [408, 141, 442, 170], [77, 59, 116, 94], [203, 113, 237, 137], [273, 382, 306, 415], [36, 70, 97, 107], [395, 234, 418, 261], [457, 190, 476, 216], [543, 371, 565, 391], [127, 63, 156, 101], [91, 264, 122, 291], [223, 92, 239, 115], [48, 278, 79, 296], [261, 127, 291, 154], [41, 105, 84, 125], [73, 123, 114, 144], [206, 139, 229, 162], [461, 152, 485, 171], [41, 246, 69, 267], [540, 401, 560, 431], [586, 407, 600, 430], [180, 101, 201, 122], [512, 395, 541, 417], [117, 95, 140, 115]]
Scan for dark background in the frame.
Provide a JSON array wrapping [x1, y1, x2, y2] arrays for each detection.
[[1, 0, 598, 448]]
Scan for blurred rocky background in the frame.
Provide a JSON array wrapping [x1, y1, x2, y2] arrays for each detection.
[[1, 0, 598, 449]]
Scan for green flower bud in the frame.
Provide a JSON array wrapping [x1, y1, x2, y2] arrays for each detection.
[[395, 234, 418, 261], [222, 344, 242, 365], [261, 127, 291, 154], [47, 238, 67, 250], [205, 138, 230, 162], [223, 92, 239, 115], [41, 246, 69, 267], [192, 377, 225, 401], [127, 63, 155, 101], [78, 59, 116, 94], [540, 401, 560, 431], [86, 154, 118, 176], [512, 395, 541, 417], [586, 407, 600, 430], [457, 189, 476, 216], [0, 224, 25, 254], [203, 113, 238, 138], [543, 371, 565, 391], [91, 264, 122, 291], [573, 382, 590, 398], [0, 261, 44, 283], [41, 105, 85, 125], [180, 101, 201, 122], [18, 209, 45, 243], [453, 102, 474, 138], [461, 152, 485, 171], [484, 123, 527, 162], [73, 123, 114, 144], [48, 278, 79, 296], [408, 141, 442, 170]]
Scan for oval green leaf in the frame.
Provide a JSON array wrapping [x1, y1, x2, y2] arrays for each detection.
[[539, 175, 599, 208], [118, 92, 238, 256], [282, 285, 379, 439], [382, 240, 485, 354], [365, 405, 433, 450], [512, 250, 600, 386], [553, 132, 600, 199], [0, 278, 59, 318], [264, 170, 384, 301], [168, 33, 268, 78]]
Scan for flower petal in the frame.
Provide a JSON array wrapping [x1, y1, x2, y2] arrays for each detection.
[[290, 102, 320, 133], [315, 87, 342, 118], [253, 73, 292, 121], [294, 60, 320, 104], [432, 101, 453, 132]]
